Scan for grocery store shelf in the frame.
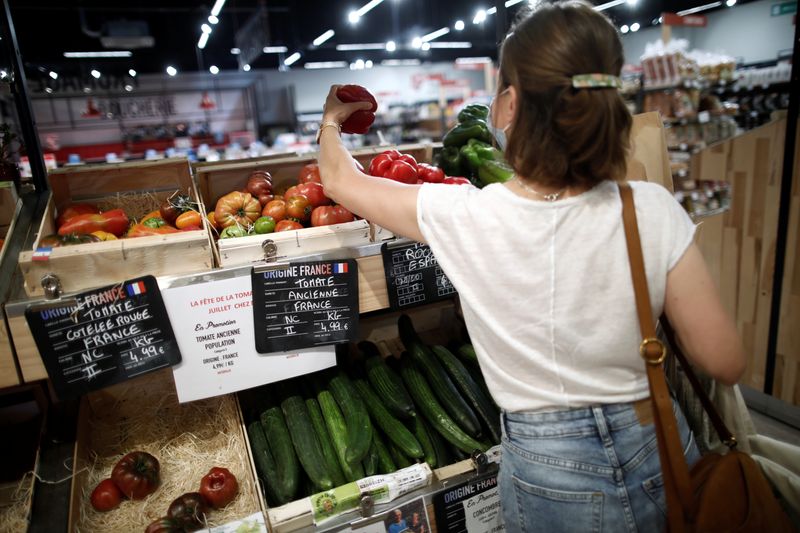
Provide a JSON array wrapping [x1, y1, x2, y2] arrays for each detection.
[[690, 206, 730, 221]]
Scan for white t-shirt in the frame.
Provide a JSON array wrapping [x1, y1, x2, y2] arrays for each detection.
[[417, 180, 696, 413]]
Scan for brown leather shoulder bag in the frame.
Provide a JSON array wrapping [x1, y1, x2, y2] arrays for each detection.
[[618, 182, 795, 533]]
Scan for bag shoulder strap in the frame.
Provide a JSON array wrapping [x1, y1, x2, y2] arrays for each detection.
[[618, 182, 692, 528]]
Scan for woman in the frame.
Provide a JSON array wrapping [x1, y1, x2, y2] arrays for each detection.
[[317, 2, 745, 531]]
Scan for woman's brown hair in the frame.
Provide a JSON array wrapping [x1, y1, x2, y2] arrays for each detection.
[[500, 0, 632, 189]]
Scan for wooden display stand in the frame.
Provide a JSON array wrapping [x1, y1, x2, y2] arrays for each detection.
[[0, 182, 21, 388], [195, 144, 433, 268], [18, 158, 215, 298], [690, 118, 788, 393]]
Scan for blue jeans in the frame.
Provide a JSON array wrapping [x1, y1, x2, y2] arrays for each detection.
[[498, 399, 700, 533]]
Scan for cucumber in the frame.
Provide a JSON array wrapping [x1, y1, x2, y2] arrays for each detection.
[[306, 398, 347, 487], [260, 407, 300, 504], [353, 378, 424, 459], [399, 315, 482, 437], [410, 415, 437, 468], [318, 390, 365, 482], [400, 357, 487, 455], [365, 356, 416, 419], [457, 343, 479, 364], [431, 345, 501, 444], [428, 417, 453, 468], [363, 440, 379, 476], [247, 421, 281, 505], [372, 431, 397, 474], [389, 441, 413, 469], [330, 374, 373, 464], [281, 396, 335, 491]]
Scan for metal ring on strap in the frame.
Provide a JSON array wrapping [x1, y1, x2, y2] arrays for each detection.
[[639, 337, 667, 365]]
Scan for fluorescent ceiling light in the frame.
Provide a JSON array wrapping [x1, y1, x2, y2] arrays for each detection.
[[128, 69, 137, 77], [594, 0, 626, 11], [210, 0, 226, 17], [421, 42, 431, 51], [455, 56, 492, 64], [63, 51, 132, 58], [90, 69, 101, 79], [365, 60, 373, 68], [621, 24, 629, 33], [124, 85, 133, 92], [45, 87, 53, 94], [198, 32, 209, 49], [208, 15, 219, 24], [630, 22, 640, 31], [677, 1, 721, 15], [201, 23, 212, 34], [284, 52, 301, 66], [421, 27, 450, 42], [381, 59, 421, 66], [313, 29, 335, 46], [487, 7, 497, 14], [473, 9, 487, 24], [166, 66, 177, 76], [305, 61, 348, 69], [505, 0, 524, 5], [725, 0, 736, 5], [243, 64, 251, 71], [454, 20, 465, 31], [355, 0, 384, 17], [348, 11, 360, 24], [411, 36, 422, 49], [209, 65, 219, 74], [336, 43, 385, 50], [263, 46, 289, 53], [49, 71, 58, 80], [386, 40, 396, 51], [429, 41, 472, 48], [231, 47, 241, 55]]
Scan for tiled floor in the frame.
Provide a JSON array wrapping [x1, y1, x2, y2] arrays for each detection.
[[750, 409, 800, 444]]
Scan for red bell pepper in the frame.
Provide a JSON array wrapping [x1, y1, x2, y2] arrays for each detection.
[[443, 176, 472, 186], [368, 150, 419, 184], [57, 209, 130, 237], [418, 163, 445, 183], [336, 85, 377, 134]]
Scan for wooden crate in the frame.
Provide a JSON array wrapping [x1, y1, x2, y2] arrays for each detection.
[[0, 182, 21, 388], [195, 144, 433, 267], [18, 158, 215, 297], [68, 369, 262, 532], [238, 301, 487, 532]]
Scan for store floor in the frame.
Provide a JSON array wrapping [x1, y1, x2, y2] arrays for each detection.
[[750, 409, 800, 444]]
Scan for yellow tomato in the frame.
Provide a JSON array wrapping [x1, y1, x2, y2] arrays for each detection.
[[91, 230, 118, 241]]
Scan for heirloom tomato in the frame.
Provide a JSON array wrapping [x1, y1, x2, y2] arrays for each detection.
[[90, 478, 122, 512], [296, 182, 330, 208], [111, 451, 160, 500], [275, 220, 303, 232], [199, 467, 239, 509], [262, 199, 287, 222], [246, 170, 273, 198], [286, 195, 312, 223], [214, 191, 261, 228], [167, 492, 209, 531], [145, 517, 183, 533], [298, 163, 322, 184]]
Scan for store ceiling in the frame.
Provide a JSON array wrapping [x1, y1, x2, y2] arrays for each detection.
[[8, 0, 753, 77]]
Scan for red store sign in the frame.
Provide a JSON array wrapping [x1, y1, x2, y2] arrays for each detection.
[[661, 12, 708, 27]]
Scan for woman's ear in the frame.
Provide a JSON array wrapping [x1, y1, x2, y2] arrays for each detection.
[[501, 85, 517, 129]]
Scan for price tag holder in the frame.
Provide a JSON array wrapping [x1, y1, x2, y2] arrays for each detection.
[[24, 275, 181, 399], [381, 241, 456, 310], [251, 259, 359, 353]]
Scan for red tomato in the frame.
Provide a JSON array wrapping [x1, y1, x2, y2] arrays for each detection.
[[298, 163, 322, 184], [167, 492, 208, 531], [275, 220, 303, 232], [257, 193, 275, 207], [246, 171, 273, 197], [311, 206, 338, 227], [296, 182, 330, 208], [145, 517, 183, 533], [57, 203, 100, 228], [397, 153, 418, 170], [111, 451, 160, 500], [443, 176, 471, 185], [286, 195, 312, 223], [368, 153, 394, 177], [214, 192, 261, 228], [199, 467, 239, 509], [262, 199, 287, 222], [284, 185, 301, 200], [90, 478, 123, 512], [386, 160, 418, 184], [332, 205, 355, 223]]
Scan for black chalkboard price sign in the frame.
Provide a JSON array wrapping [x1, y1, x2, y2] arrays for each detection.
[[24, 275, 181, 399], [251, 259, 359, 353], [381, 241, 457, 310]]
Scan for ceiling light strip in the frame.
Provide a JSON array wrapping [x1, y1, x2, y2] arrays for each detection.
[[305, 61, 348, 69], [210, 0, 226, 17], [676, 1, 722, 15], [421, 27, 450, 42], [336, 43, 386, 50], [355, 0, 385, 17], [594, 0, 626, 11], [313, 29, 335, 46], [428, 41, 472, 48], [63, 51, 133, 58], [198, 32, 209, 49]]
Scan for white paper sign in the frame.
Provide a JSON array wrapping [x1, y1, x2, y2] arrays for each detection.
[[163, 275, 336, 402]]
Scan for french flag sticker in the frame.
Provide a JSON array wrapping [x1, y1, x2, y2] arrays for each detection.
[[126, 280, 147, 297], [32, 247, 53, 262], [332, 262, 348, 274]]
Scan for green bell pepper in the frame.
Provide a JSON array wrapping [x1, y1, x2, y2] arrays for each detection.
[[437, 146, 464, 177], [457, 103, 490, 123], [478, 160, 514, 185], [442, 119, 493, 148], [460, 139, 501, 172]]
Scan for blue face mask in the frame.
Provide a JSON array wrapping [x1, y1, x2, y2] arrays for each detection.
[[488, 89, 511, 151]]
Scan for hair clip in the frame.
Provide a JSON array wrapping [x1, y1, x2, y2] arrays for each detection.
[[571, 73, 622, 90]]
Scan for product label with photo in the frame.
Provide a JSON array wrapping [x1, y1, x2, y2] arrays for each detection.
[[162, 274, 336, 403], [251, 259, 359, 353], [381, 242, 456, 310], [25, 275, 181, 399]]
